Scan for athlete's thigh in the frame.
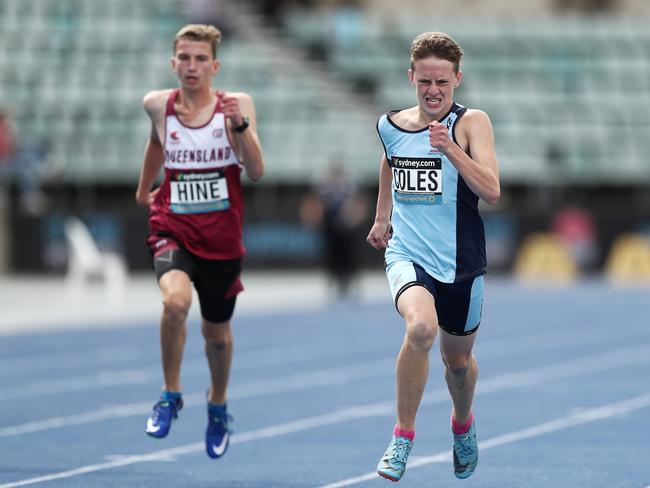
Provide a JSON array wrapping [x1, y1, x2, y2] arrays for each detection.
[[159, 269, 193, 305], [386, 259, 439, 326], [387, 259, 436, 308], [149, 235, 195, 281], [149, 237, 195, 304], [396, 284, 439, 330], [194, 258, 243, 323], [439, 326, 477, 360]]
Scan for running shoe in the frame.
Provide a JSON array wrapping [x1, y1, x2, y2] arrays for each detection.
[[377, 435, 413, 482], [205, 406, 233, 459], [145, 397, 183, 438], [452, 420, 478, 479]]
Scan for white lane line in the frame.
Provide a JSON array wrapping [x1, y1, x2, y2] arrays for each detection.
[[424, 341, 650, 407], [0, 338, 390, 401], [5, 311, 648, 401], [0, 346, 140, 377], [0, 333, 372, 378], [317, 391, 650, 488], [0, 369, 156, 400], [2, 390, 649, 488], [2, 317, 647, 401], [0, 358, 394, 437], [0, 402, 392, 488], [2, 342, 650, 438]]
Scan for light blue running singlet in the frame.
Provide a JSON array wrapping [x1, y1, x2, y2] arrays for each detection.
[[377, 103, 487, 284]]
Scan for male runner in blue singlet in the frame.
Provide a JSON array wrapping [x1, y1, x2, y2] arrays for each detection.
[[367, 32, 500, 482]]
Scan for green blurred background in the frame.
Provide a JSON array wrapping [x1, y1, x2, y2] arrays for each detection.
[[1, 0, 649, 284]]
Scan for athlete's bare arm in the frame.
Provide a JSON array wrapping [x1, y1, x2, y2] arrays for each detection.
[[135, 90, 172, 207], [222, 91, 264, 181], [429, 109, 500, 205], [367, 155, 393, 250]]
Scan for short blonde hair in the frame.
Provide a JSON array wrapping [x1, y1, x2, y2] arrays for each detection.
[[410, 32, 463, 74], [173, 24, 222, 58]]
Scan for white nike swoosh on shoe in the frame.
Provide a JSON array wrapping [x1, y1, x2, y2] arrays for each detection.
[[211, 433, 229, 457], [146, 418, 161, 433]]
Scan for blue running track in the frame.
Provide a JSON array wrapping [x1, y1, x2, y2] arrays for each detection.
[[1, 278, 649, 487]]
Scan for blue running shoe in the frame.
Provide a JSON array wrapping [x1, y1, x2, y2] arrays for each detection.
[[453, 421, 478, 479], [205, 405, 233, 459], [377, 435, 413, 482], [145, 397, 183, 438]]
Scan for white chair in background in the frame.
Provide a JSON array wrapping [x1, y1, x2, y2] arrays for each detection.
[[63, 215, 128, 299]]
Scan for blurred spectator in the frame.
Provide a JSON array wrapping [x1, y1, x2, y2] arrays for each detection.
[[484, 214, 517, 272], [553, 0, 618, 13], [0, 107, 49, 215], [0, 109, 17, 165], [257, 0, 317, 27], [551, 206, 598, 270], [184, 0, 236, 39], [301, 160, 368, 299]]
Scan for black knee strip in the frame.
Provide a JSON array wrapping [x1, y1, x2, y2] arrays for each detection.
[[439, 322, 480, 336], [394, 282, 432, 313]]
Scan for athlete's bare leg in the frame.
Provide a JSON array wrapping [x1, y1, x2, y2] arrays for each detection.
[[439, 329, 478, 424], [202, 319, 233, 404], [395, 286, 439, 431], [158, 270, 192, 392]]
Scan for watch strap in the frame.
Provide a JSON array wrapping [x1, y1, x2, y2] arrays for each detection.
[[234, 117, 250, 133]]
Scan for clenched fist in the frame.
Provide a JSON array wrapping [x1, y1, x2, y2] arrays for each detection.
[[428, 121, 452, 153], [221, 94, 244, 127]]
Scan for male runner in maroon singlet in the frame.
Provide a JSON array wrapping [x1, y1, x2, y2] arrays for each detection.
[[135, 24, 264, 460]]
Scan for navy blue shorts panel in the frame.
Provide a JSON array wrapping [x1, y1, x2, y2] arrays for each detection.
[[149, 235, 243, 323], [387, 260, 484, 336]]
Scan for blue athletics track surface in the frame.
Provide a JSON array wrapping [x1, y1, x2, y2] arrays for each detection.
[[0, 277, 649, 488]]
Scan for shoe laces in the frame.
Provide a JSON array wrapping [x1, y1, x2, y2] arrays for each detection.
[[454, 432, 476, 458], [207, 413, 234, 435], [152, 399, 179, 423], [390, 437, 412, 464]]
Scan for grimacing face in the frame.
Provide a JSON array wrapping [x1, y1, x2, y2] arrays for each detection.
[[409, 56, 462, 121], [171, 39, 220, 90]]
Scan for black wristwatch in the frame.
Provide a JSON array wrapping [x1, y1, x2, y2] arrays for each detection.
[[234, 117, 250, 133]]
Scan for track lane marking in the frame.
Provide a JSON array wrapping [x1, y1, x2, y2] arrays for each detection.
[[2, 343, 650, 438], [317, 392, 650, 488], [1, 347, 650, 487], [3, 391, 649, 488]]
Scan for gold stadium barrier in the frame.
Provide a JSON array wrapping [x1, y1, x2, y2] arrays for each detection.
[[605, 234, 650, 284], [514, 233, 578, 283]]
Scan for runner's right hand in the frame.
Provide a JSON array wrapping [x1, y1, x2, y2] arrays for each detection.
[[135, 187, 159, 207], [366, 221, 392, 249]]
